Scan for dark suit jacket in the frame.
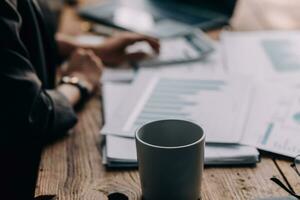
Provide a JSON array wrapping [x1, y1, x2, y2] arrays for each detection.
[[0, 0, 77, 199]]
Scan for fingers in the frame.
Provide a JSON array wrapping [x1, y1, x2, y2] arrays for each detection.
[[71, 48, 103, 74], [74, 48, 87, 56], [88, 51, 104, 75], [119, 32, 160, 53], [71, 48, 90, 61], [86, 50, 102, 66], [125, 52, 149, 62], [74, 49, 102, 65]]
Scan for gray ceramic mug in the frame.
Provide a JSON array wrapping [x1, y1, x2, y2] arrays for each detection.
[[135, 120, 205, 200]]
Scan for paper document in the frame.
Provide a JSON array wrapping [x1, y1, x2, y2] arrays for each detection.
[[222, 31, 300, 157], [101, 69, 254, 143], [222, 31, 300, 81], [103, 135, 259, 167], [101, 68, 136, 83], [103, 83, 131, 121], [102, 82, 259, 167], [242, 84, 300, 157]]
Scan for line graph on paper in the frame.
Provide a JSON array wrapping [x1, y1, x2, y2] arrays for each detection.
[[242, 86, 300, 157]]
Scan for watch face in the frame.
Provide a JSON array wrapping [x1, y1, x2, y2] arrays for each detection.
[[62, 76, 79, 84], [61, 76, 90, 101], [69, 76, 80, 84]]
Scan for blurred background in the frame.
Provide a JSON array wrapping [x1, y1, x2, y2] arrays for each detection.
[[42, 0, 300, 33]]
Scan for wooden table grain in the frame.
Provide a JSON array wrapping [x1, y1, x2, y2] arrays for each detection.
[[34, 97, 294, 200], [35, 1, 300, 199]]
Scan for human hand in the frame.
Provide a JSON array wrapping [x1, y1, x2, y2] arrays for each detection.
[[63, 48, 103, 93], [94, 32, 160, 66]]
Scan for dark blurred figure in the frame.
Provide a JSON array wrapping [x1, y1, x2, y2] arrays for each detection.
[[0, 0, 159, 199]]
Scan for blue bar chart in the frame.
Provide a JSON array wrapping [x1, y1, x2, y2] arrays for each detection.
[[132, 78, 226, 131]]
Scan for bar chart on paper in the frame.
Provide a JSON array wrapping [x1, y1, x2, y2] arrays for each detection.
[[102, 82, 260, 167], [262, 39, 300, 72], [128, 79, 225, 131], [102, 71, 253, 143], [221, 31, 300, 80]]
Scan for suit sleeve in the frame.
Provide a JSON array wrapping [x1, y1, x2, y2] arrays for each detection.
[[0, 0, 77, 143]]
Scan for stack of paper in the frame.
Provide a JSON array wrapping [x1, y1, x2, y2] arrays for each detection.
[[99, 31, 300, 168], [222, 31, 300, 158], [101, 73, 260, 168], [103, 135, 260, 167]]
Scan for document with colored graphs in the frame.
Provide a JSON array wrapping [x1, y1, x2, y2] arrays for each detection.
[[101, 70, 254, 144], [101, 81, 260, 167]]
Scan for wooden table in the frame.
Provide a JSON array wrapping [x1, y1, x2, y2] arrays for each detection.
[[35, 1, 300, 199]]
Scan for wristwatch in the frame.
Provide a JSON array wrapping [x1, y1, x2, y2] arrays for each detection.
[[60, 76, 90, 104]]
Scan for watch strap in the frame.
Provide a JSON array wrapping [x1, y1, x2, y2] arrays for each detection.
[[60, 76, 90, 106]]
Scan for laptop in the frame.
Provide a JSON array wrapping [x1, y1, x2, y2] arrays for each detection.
[[78, 0, 236, 38]]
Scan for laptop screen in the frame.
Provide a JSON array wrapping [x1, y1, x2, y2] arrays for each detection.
[[79, 0, 237, 34], [151, 0, 236, 16]]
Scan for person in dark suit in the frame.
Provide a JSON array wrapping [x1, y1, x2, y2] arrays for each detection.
[[0, 0, 160, 199]]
